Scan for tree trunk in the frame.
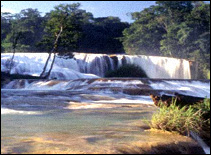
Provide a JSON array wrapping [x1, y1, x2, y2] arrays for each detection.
[[39, 52, 52, 77], [9, 33, 19, 74], [40, 26, 63, 78], [45, 52, 56, 79], [9, 47, 15, 74]]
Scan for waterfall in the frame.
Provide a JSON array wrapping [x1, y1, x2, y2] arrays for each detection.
[[73, 53, 191, 79], [1, 53, 191, 79], [1, 53, 99, 80], [124, 55, 191, 79]]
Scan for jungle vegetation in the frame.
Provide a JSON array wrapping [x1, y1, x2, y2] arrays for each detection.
[[1, 1, 210, 78]]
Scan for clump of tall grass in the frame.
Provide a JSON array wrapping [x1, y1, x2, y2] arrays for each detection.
[[150, 98, 204, 136]]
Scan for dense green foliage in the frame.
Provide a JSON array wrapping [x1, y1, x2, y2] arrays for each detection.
[[1, 2, 210, 78], [1, 4, 129, 54], [38, 3, 86, 56], [1, 9, 44, 52], [78, 16, 129, 53], [122, 1, 210, 79], [105, 64, 148, 78]]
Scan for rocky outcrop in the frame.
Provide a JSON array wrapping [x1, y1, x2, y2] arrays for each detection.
[[1, 72, 43, 88], [150, 93, 205, 107]]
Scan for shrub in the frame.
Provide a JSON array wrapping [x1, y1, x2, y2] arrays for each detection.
[[192, 98, 210, 118], [105, 64, 148, 78], [150, 98, 203, 136], [192, 98, 210, 145]]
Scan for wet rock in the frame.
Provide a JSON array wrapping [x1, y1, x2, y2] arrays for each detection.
[[150, 93, 205, 107], [110, 55, 118, 70]]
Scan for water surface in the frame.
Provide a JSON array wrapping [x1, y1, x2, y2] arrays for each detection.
[[1, 89, 158, 154]]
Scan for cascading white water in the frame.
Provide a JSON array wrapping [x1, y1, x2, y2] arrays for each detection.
[[1, 53, 99, 80], [1, 52, 191, 79], [124, 55, 191, 79], [3, 78, 210, 99], [74, 53, 191, 79]]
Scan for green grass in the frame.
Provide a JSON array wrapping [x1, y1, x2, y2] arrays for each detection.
[[149, 98, 205, 136]]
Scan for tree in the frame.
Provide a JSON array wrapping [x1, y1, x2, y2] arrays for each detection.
[[1, 9, 45, 52], [1, 13, 11, 43], [17, 8, 44, 51], [2, 4, 129, 55], [122, 1, 210, 79], [39, 3, 86, 78], [9, 22, 22, 72], [1, 12, 23, 73], [122, 6, 165, 55], [1, 12, 13, 53], [79, 16, 129, 53]]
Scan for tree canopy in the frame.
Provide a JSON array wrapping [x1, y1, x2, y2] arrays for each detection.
[[1, 3, 128, 54], [1, 2, 210, 79], [122, 1, 210, 78]]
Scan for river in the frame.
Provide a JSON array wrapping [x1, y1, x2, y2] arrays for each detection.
[[1, 89, 159, 154]]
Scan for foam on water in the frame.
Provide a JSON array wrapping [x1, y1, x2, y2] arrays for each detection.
[[150, 80, 210, 98], [66, 103, 113, 110], [24, 80, 73, 90], [93, 98, 154, 104], [2, 78, 210, 100], [1, 107, 42, 115]]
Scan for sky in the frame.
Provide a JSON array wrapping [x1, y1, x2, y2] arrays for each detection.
[[1, 1, 156, 23]]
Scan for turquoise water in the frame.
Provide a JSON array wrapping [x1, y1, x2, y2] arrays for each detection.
[[1, 89, 157, 154]]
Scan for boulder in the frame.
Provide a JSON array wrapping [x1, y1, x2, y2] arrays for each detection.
[[150, 93, 205, 107]]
